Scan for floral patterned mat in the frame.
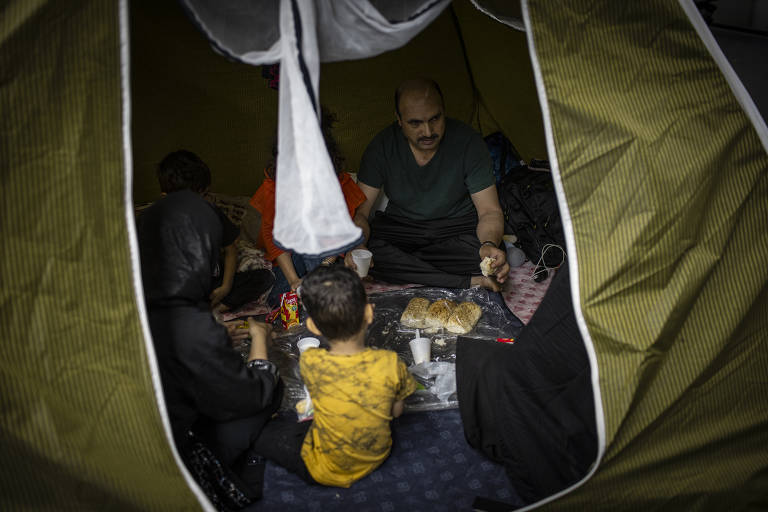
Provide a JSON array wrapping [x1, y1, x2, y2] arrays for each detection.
[[501, 260, 555, 324]]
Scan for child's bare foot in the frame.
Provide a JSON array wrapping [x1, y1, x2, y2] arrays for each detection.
[[470, 275, 501, 292]]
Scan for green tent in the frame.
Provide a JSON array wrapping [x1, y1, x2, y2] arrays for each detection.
[[1, 0, 766, 510]]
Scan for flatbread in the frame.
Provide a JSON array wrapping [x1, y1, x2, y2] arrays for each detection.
[[480, 256, 495, 277], [445, 301, 483, 334], [424, 299, 457, 329], [400, 297, 431, 328]]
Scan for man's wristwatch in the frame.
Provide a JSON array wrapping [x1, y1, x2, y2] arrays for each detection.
[[246, 359, 279, 381], [480, 240, 498, 248]]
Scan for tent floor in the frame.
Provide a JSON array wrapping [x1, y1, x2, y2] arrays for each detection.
[[249, 408, 524, 511], [220, 261, 551, 510]]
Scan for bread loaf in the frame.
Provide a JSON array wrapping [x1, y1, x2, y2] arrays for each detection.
[[424, 299, 457, 329], [480, 256, 495, 277], [400, 297, 431, 328], [445, 301, 482, 334]]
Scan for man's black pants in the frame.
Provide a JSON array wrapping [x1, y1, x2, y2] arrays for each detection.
[[368, 211, 482, 289]]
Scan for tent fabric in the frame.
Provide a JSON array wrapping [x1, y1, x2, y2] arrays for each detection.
[[522, 0, 768, 509], [179, 0, 533, 259], [181, 0, 451, 258], [3, 0, 768, 510], [127, 0, 548, 205], [470, 0, 525, 31], [0, 1, 203, 509]]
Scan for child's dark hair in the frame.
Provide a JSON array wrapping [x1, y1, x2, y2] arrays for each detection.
[[300, 265, 367, 341], [157, 150, 212, 194]]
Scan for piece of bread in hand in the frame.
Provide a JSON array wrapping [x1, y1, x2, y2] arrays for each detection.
[[480, 256, 495, 277], [400, 297, 431, 328], [424, 299, 457, 329], [445, 301, 483, 334]]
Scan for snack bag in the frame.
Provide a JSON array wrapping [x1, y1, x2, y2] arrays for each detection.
[[280, 291, 300, 329], [265, 307, 280, 324], [295, 385, 315, 422]]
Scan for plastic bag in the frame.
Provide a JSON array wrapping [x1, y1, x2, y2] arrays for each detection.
[[409, 361, 456, 403], [367, 287, 522, 411], [235, 286, 522, 415]]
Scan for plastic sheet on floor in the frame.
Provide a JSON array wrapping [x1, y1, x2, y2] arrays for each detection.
[[250, 287, 523, 415]]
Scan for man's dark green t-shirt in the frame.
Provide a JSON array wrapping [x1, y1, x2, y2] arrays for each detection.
[[357, 118, 494, 221]]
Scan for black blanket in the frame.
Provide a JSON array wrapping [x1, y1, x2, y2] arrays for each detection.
[[457, 264, 598, 505]]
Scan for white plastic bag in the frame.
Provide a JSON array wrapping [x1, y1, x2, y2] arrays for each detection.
[[409, 361, 456, 403]]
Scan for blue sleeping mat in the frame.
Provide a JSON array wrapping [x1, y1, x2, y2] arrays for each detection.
[[248, 408, 524, 511]]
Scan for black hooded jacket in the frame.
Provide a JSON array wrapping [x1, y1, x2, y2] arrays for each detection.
[[137, 190, 281, 441]]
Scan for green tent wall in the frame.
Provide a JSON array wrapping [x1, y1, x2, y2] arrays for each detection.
[[527, 0, 768, 509], [1, 0, 766, 510], [1, 1, 202, 509]]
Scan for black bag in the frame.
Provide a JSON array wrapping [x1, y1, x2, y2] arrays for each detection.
[[484, 131, 526, 184], [497, 162, 566, 271]]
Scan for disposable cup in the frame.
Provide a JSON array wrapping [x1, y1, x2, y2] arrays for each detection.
[[409, 337, 431, 365], [297, 337, 320, 353], [351, 249, 373, 277]]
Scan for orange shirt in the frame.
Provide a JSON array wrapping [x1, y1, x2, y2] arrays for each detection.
[[250, 170, 366, 262]]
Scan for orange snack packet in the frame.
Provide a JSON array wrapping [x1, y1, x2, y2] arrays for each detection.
[[280, 291, 300, 329]]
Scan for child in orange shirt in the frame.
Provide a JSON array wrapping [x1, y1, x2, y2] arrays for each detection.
[[250, 108, 368, 309]]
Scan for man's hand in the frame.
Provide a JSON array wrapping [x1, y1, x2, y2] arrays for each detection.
[[479, 244, 510, 283], [471, 185, 507, 283]]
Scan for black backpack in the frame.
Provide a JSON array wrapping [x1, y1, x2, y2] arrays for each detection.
[[496, 161, 567, 271], [484, 131, 526, 183]]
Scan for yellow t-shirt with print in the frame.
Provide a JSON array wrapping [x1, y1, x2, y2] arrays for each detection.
[[299, 347, 418, 487]]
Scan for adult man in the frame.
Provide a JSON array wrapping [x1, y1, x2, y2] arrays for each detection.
[[354, 78, 509, 291]]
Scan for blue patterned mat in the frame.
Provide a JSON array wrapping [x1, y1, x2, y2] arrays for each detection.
[[249, 408, 523, 511]]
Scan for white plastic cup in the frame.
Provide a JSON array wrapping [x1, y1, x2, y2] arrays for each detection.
[[351, 249, 373, 277], [297, 337, 320, 353], [409, 337, 431, 365]]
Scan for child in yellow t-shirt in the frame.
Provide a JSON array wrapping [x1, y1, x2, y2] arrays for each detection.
[[249, 265, 417, 487]]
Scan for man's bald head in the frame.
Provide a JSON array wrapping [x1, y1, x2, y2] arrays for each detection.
[[393, 78, 447, 156], [394, 78, 444, 118]]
